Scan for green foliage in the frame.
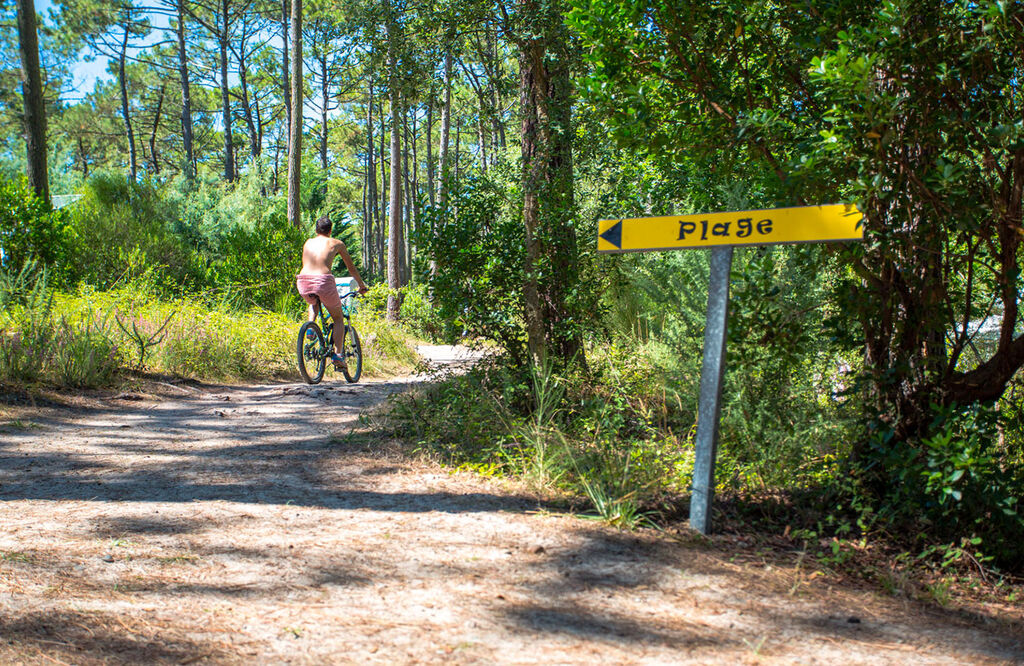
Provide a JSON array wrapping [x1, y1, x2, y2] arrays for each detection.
[[0, 263, 122, 389], [345, 310, 420, 377], [51, 311, 121, 388], [0, 307, 53, 386], [572, 1, 1024, 572], [359, 282, 396, 318], [0, 259, 50, 311], [858, 402, 1024, 569], [418, 173, 528, 361], [596, 237, 856, 491], [0, 176, 71, 273], [70, 289, 297, 381], [359, 283, 442, 341], [0, 261, 53, 384], [397, 283, 442, 340], [387, 349, 685, 526], [212, 212, 307, 311], [65, 173, 204, 291]]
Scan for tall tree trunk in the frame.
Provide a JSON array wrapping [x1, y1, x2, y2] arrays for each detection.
[[149, 84, 165, 174], [287, 0, 303, 226], [255, 94, 263, 152], [386, 82, 404, 321], [77, 136, 88, 178], [454, 116, 460, 187], [425, 92, 434, 206], [273, 125, 282, 189], [118, 24, 137, 183], [176, 0, 195, 181], [362, 172, 371, 276], [219, 0, 235, 182], [379, 99, 387, 245], [489, 23, 505, 150], [365, 81, 377, 276], [15, 0, 48, 205], [478, 96, 489, 173], [378, 99, 387, 288], [437, 49, 453, 207], [410, 109, 419, 274], [518, 0, 583, 366], [319, 50, 329, 170], [385, 14, 405, 321], [239, 54, 260, 161], [401, 112, 412, 284], [281, 0, 290, 137]]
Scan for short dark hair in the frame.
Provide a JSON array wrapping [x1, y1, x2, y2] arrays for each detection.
[[316, 215, 332, 236]]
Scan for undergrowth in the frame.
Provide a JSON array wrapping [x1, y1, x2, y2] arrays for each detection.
[[383, 338, 1024, 587], [0, 262, 418, 387], [385, 346, 689, 529]]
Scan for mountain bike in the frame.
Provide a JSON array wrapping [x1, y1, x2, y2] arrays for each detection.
[[296, 290, 362, 384]]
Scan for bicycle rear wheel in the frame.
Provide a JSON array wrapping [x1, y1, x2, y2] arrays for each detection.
[[297, 321, 327, 384], [341, 324, 362, 383]]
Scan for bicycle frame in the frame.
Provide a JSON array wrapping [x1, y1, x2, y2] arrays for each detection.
[[311, 290, 358, 342], [297, 290, 362, 384]]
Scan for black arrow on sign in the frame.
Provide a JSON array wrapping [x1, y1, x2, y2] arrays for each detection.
[[600, 220, 623, 249]]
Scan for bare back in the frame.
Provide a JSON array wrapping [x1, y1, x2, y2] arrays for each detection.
[[299, 235, 342, 275]]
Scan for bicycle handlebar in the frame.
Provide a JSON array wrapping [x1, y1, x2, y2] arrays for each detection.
[[339, 290, 361, 300]]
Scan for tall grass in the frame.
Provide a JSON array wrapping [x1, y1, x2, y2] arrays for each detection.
[[1, 264, 420, 387], [0, 263, 122, 388], [386, 347, 686, 528], [60, 287, 419, 382]]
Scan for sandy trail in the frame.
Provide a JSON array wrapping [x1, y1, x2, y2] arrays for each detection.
[[0, 346, 1021, 664]]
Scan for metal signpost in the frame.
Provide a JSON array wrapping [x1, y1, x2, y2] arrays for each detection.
[[597, 204, 864, 534]]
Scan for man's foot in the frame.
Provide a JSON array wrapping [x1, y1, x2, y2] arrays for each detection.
[[330, 353, 347, 370], [305, 328, 316, 340]]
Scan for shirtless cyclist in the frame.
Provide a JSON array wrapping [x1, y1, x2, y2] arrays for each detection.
[[295, 216, 368, 368]]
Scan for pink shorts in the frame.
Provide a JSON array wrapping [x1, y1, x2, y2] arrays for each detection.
[[296, 274, 343, 311]]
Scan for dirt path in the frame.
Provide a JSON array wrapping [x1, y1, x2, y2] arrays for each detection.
[[1, 346, 1021, 665]]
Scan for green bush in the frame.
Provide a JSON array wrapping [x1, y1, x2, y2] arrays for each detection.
[[417, 173, 528, 361], [52, 314, 122, 388], [105, 296, 297, 381], [0, 176, 71, 274], [212, 212, 307, 311], [398, 283, 442, 340], [857, 402, 1024, 569], [0, 261, 53, 385], [359, 282, 395, 319], [350, 312, 420, 377], [387, 349, 685, 524], [55, 287, 420, 383], [0, 265, 122, 389], [0, 313, 52, 386], [65, 173, 205, 291]]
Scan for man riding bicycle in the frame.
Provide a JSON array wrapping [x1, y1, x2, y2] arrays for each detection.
[[296, 216, 368, 369]]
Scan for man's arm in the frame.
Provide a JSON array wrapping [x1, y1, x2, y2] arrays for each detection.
[[333, 240, 369, 293]]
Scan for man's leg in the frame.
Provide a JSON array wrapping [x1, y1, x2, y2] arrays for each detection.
[[324, 302, 347, 359]]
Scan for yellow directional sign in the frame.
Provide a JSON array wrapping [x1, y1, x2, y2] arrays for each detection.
[[597, 203, 863, 253]]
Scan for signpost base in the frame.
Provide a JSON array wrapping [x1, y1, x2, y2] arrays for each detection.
[[689, 245, 733, 535]]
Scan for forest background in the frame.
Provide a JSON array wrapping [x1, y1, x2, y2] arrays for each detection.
[[3, 0, 1024, 591]]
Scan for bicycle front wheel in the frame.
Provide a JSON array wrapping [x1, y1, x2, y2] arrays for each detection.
[[297, 321, 327, 384], [341, 324, 362, 383]]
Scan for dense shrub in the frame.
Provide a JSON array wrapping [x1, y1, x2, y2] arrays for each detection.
[[0, 265, 122, 389], [65, 173, 205, 290], [417, 173, 528, 361], [0, 176, 71, 274], [60, 287, 418, 382], [854, 402, 1024, 569], [212, 212, 307, 311], [387, 348, 685, 526]]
